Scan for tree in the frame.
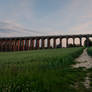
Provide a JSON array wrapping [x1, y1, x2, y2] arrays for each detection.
[[84, 39, 92, 47]]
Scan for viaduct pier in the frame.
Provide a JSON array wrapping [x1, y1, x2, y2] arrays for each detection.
[[0, 34, 91, 51]]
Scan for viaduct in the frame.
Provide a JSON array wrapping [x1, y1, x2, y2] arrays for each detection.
[[0, 34, 91, 51]]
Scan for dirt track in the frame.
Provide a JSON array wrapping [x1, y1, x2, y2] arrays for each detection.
[[72, 48, 92, 88], [73, 48, 92, 69]]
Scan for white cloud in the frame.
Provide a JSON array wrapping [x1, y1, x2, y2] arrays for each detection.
[[0, 20, 45, 37], [1, 0, 92, 36], [27, 0, 92, 34], [68, 22, 92, 34]]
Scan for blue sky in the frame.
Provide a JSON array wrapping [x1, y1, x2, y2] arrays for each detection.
[[0, 0, 92, 37]]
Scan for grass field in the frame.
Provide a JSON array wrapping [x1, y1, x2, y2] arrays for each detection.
[[0, 47, 89, 92], [87, 47, 92, 92], [87, 47, 92, 56]]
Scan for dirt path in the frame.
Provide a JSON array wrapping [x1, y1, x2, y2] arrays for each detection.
[[72, 48, 92, 88], [73, 48, 92, 69]]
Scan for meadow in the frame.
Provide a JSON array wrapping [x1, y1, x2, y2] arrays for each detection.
[[0, 47, 89, 92]]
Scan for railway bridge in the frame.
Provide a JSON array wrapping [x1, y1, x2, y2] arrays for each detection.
[[0, 34, 92, 51]]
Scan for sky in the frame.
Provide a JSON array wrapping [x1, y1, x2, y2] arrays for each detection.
[[0, 0, 92, 37]]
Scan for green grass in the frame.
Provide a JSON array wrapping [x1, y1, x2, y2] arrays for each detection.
[[87, 47, 92, 56], [0, 48, 88, 92], [87, 47, 92, 91]]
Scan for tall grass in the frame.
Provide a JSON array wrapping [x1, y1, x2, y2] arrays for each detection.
[[87, 47, 92, 56], [86, 47, 92, 91], [0, 48, 86, 92]]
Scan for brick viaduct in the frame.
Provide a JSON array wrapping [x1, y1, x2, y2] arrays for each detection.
[[0, 34, 91, 51]]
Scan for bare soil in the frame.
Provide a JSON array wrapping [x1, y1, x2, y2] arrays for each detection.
[[73, 48, 92, 69], [72, 48, 92, 88]]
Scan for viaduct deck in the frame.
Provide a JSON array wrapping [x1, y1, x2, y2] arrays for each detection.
[[0, 34, 91, 51]]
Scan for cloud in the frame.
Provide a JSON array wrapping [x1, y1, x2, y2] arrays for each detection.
[[0, 0, 35, 23], [68, 22, 92, 34], [0, 0, 92, 37], [81, 13, 92, 19], [0, 20, 45, 37], [27, 0, 92, 34]]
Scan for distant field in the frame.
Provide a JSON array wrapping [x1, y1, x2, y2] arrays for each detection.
[[0, 48, 88, 92]]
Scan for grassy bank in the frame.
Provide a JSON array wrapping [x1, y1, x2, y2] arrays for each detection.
[[0, 48, 87, 92], [87, 47, 92, 56], [87, 47, 92, 91]]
